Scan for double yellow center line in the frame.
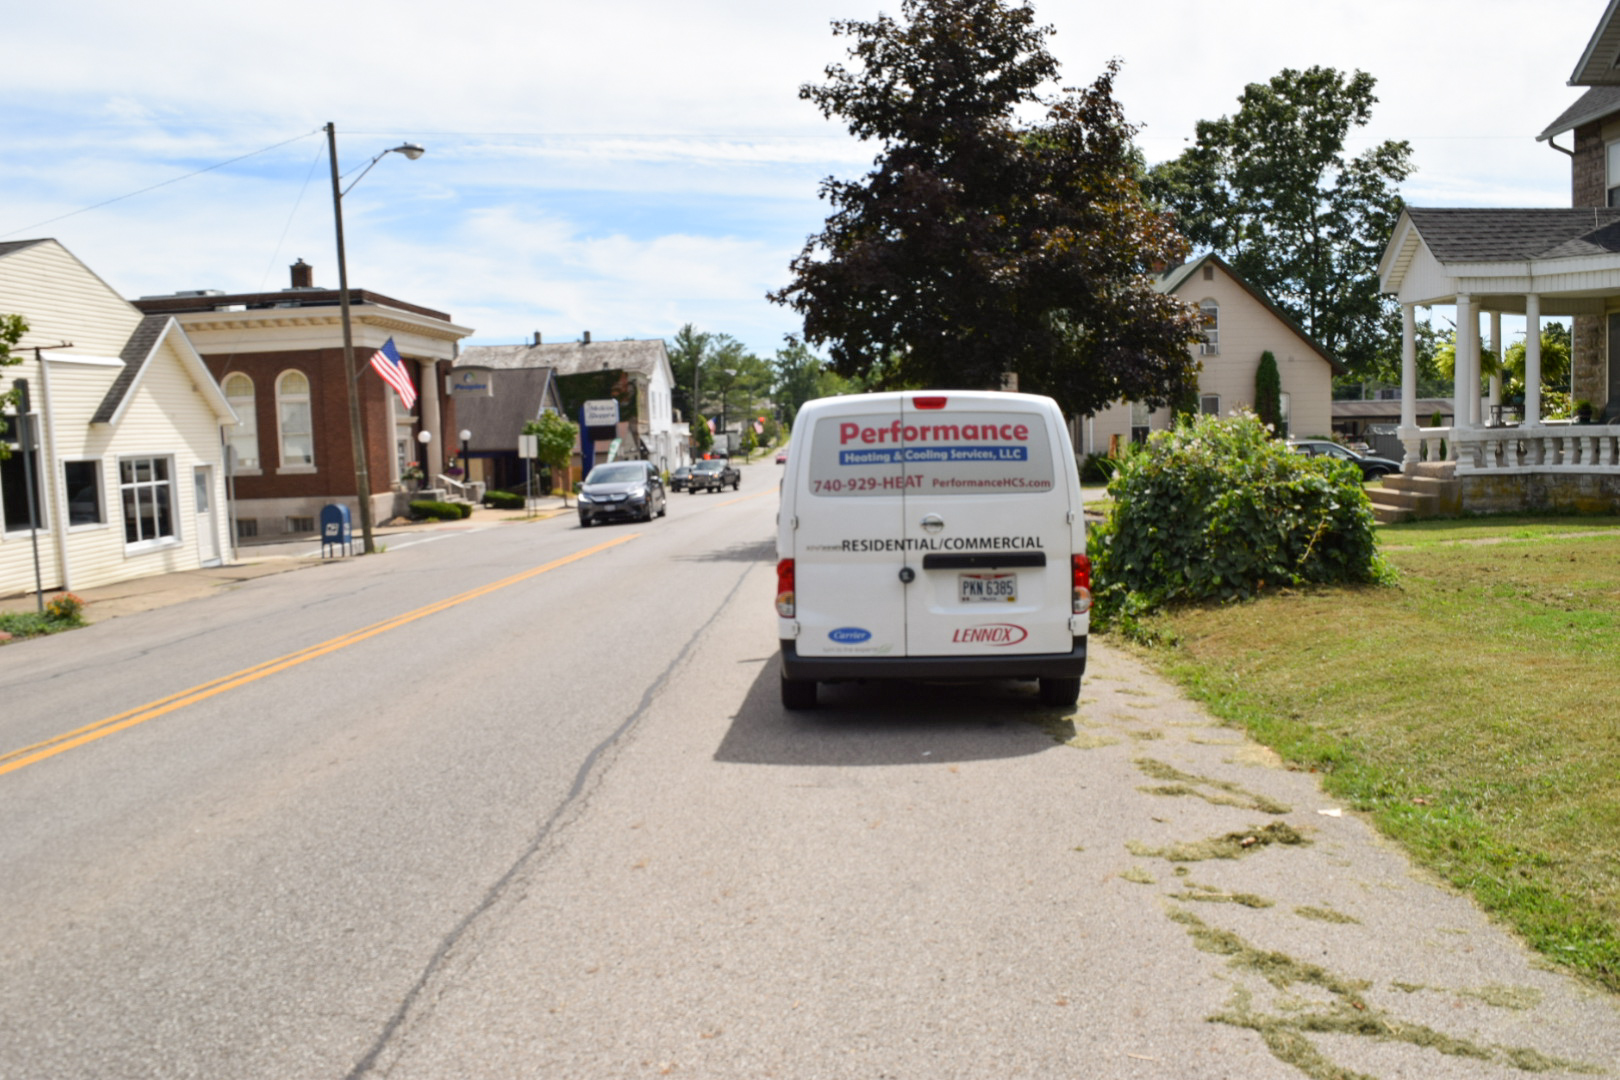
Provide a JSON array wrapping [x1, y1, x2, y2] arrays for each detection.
[[0, 533, 638, 778]]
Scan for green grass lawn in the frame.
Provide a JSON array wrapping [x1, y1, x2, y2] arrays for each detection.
[[1138, 515, 1620, 992]]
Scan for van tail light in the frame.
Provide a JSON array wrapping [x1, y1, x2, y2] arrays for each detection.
[[1072, 554, 1092, 615], [776, 558, 796, 618], [911, 396, 948, 410]]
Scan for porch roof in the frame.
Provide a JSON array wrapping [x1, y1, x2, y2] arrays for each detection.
[[1379, 207, 1620, 312]]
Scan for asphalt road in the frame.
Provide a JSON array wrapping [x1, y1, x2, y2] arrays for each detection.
[[2, 459, 1616, 1079]]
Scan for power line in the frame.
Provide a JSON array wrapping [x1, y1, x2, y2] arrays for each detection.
[[1, 129, 321, 239]]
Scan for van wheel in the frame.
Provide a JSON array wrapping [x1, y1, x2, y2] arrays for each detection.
[[1038, 676, 1080, 707], [781, 674, 818, 710]]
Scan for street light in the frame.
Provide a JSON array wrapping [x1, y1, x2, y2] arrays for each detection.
[[417, 428, 433, 492], [326, 122, 425, 554], [459, 428, 472, 484]]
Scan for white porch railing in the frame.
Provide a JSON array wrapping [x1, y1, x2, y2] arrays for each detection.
[[1407, 424, 1620, 473], [437, 475, 486, 502]]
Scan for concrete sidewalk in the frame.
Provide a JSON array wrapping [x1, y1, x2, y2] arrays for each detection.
[[0, 496, 574, 625]]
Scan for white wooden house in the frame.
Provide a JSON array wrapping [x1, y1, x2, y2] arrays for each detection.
[[1080, 253, 1339, 457], [0, 239, 237, 598]]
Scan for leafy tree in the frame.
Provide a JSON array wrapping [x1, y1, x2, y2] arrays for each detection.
[[1502, 322, 1573, 397], [740, 424, 757, 458], [770, 0, 1201, 417], [772, 336, 829, 422], [1145, 67, 1413, 381], [524, 410, 579, 506], [0, 314, 27, 461], [667, 323, 711, 422], [692, 413, 714, 457], [1254, 350, 1281, 433]]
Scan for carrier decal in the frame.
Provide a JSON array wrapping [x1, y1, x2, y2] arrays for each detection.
[[951, 623, 1029, 646], [828, 627, 873, 643]]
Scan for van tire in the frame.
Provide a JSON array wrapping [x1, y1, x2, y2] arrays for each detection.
[[1038, 676, 1080, 707], [781, 674, 818, 710]]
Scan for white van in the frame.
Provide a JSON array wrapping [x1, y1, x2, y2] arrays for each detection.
[[775, 390, 1090, 710]]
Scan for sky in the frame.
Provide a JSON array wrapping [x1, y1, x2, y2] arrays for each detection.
[[1, 0, 1603, 360]]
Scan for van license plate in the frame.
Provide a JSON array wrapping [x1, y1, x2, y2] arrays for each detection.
[[960, 573, 1016, 603]]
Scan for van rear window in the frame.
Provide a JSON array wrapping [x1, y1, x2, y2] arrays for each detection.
[[808, 411, 1055, 497]]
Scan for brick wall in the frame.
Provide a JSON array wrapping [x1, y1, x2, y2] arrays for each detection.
[[1574, 123, 1606, 206]]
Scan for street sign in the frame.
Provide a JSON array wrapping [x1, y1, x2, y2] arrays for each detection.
[[518, 434, 538, 458]]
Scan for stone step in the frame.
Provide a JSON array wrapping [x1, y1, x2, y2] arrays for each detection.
[[1369, 486, 1437, 511], [1371, 503, 1414, 525], [1404, 460, 1457, 480]]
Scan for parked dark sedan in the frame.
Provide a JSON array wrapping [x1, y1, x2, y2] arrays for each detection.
[[688, 458, 740, 493], [670, 465, 694, 492], [1291, 439, 1403, 480], [578, 461, 666, 526]]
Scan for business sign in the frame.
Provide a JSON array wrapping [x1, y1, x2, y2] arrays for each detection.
[[451, 367, 493, 396], [583, 399, 620, 427]]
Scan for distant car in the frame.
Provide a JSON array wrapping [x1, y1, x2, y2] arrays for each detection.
[[688, 458, 740, 493], [1291, 439, 1403, 481], [670, 465, 694, 492], [578, 461, 666, 526], [774, 447, 788, 464]]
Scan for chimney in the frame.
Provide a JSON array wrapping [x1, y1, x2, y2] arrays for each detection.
[[532, 331, 543, 346], [582, 331, 592, 345], [290, 258, 313, 288]]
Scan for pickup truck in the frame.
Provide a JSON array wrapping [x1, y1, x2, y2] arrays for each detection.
[[688, 459, 740, 493]]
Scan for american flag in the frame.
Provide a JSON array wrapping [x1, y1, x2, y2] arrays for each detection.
[[369, 337, 417, 409]]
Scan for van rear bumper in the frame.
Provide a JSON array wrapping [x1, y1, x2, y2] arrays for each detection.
[[780, 638, 1086, 681]]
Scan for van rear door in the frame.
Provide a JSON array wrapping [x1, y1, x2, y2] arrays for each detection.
[[898, 396, 1074, 657], [791, 397, 908, 661]]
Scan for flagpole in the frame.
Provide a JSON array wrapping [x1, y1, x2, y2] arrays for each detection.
[[327, 122, 378, 555]]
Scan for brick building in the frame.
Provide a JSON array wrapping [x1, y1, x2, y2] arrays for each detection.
[[132, 260, 473, 538]]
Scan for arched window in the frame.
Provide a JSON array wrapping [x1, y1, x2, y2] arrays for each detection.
[[222, 373, 259, 472], [1199, 300, 1220, 355], [276, 370, 315, 469]]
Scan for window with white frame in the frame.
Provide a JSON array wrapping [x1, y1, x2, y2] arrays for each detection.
[[1279, 392, 1292, 439], [1129, 400, 1151, 445], [1608, 142, 1620, 207], [1199, 300, 1220, 355], [222, 372, 260, 473], [276, 370, 315, 468], [63, 460, 104, 526], [120, 457, 175, 546], [1200, 394, 1220, 416]]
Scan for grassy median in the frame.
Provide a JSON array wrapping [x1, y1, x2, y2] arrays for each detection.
[[1136, 515, 1620, 992]]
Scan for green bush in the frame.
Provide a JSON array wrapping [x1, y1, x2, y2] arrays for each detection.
[[1079, 453, 1118, 485], [483, 490, 523, 509], [409, 499, 462, 521], [1088, 411, 1390, 634], [458, 501, 474, 518]]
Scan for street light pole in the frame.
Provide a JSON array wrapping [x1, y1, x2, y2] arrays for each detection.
[[325, 122, 425, 555]]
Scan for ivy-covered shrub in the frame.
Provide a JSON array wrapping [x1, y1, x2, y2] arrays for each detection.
[[1089, 411, 1390, 632], [409, 499, 463, 521]]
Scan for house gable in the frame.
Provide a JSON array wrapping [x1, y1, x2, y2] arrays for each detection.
[[0, 239, 144, 358]]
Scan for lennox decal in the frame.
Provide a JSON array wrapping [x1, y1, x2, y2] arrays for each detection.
[[951, 623, 1028, 646]]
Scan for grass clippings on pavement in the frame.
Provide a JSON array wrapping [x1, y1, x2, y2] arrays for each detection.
[[1134, 757, 1291, 814], [1129, 822, 1309, 862], [1138, 517, 1620, 993]]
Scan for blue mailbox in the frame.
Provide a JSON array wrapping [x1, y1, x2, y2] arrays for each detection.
[[320, 503, 353, 558]]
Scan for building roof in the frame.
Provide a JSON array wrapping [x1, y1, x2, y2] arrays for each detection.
[[0, 239, 49, 260], [133, 286, 452, 324], [1402, 207, 1620, 262], [92, 315, 235, 427], [1331, 398, 1454, 420], [457, 339, 670, 380], [1538, 86, 1620, 140], [1154, 252, 1342, 375], [1571, 0, 1620, 86], [454, 367, 562, 452]]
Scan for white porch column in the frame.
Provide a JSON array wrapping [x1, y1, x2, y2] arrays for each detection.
[[419, 359, 443, 477], [1455, 293, 1476, 429], [1488, 310, 1502, 421], [1524, 294, 1542, 425], [1399, 303, 1419, 466]]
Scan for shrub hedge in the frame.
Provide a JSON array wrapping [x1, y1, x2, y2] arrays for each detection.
[[483, 490, 524, 509], [410, 499, 463, 521], [1088, 411, 1390, 633]]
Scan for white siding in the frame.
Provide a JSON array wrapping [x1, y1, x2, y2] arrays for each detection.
[[0, 242, 142, 357]]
